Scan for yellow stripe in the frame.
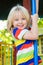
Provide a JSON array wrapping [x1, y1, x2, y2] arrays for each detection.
[[16, 54, 34, 65], [15, 40, 25, 46]]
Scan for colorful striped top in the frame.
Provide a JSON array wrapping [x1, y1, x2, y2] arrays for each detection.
[[12, 28, 42, 65]]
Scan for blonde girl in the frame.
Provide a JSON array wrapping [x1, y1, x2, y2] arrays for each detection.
[[7, 4, 42, 65]]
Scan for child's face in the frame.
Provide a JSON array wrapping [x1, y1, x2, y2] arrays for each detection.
[[13, 10, 28, 29]]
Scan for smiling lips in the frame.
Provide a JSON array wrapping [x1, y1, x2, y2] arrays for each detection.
[[17, 24, 24, 27]]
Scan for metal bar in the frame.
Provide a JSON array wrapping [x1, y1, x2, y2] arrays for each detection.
[[31, 0, 38, 65]]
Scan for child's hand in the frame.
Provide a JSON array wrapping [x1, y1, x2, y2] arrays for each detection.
[[31, 14, 38, 22]]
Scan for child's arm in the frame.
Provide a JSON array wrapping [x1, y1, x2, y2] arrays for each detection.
[[23, 14, 38, 40]]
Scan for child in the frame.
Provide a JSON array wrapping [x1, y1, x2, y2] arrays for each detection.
[[7, 5, 42, 65]]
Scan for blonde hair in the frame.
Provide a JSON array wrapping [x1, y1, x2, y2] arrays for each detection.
[[7, 4, 30, 33]]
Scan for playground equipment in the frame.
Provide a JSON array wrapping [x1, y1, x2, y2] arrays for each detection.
[[31, 0, 38, 65], [0, 42, 16, 65]]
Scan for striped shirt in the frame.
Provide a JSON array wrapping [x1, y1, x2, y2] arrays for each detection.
[[13, 28, 42, 65]]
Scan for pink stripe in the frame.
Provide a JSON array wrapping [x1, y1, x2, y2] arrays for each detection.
[[20, 42, 33, 50]]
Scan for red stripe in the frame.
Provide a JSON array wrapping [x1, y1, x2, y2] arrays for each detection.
[[38, 60, 42, 64], [29, 62, 34, 65], [20, 42, 33, 50], [15, 29, 22, 39]]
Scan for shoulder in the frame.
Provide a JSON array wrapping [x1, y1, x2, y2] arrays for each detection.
[[12, 28, 29, 39]]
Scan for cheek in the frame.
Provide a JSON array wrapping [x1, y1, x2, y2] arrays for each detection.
[[24, 21, 27, 25]]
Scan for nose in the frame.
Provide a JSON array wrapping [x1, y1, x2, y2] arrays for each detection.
[[19, 20, 22, 23]]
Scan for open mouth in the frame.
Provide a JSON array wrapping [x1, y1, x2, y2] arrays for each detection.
[[17, 25, 24, 29], [18, 24, 24, 27]]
